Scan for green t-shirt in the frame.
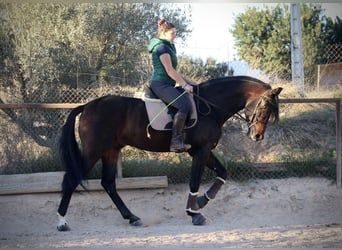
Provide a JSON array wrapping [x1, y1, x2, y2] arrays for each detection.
[[148, 37, 178, 84]]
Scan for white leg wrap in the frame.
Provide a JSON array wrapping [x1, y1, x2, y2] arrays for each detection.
[[186, 208, 200, 214], [204, 192, 213, 201], [189, 191, 199, 196], [217, 177, 226, 184], [57, 212, 67, 227]]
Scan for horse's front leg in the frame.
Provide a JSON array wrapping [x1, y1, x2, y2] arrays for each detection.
[[197, 151, 228, 209], [186, 149, 208, 225]]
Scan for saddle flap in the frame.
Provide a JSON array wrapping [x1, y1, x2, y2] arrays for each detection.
[[144, 93, 197, 131]]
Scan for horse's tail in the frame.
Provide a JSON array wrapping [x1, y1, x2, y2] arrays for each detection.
[[59, 105, 86, 191]]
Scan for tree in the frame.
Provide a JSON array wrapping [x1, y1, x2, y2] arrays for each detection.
[[178, 56, 206, 81], [178, 55, 228, 83], [231, 4, 328, 83], [1, 3, 191, 90], [83, 3, 191, 86], [0, 3, 191, 148], [319, 16, 342, 64], [231, 5, 291, 80], [322, 15, 342, 46], [300, 4, 326, 83]]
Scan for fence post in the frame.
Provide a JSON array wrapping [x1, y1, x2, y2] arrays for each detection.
[[317, 64, 320, 92], [336, 99, 341, 188], [117, 150, 123, 178]]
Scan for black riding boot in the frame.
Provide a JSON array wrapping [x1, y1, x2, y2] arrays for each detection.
[[170, 112, 191, 153]]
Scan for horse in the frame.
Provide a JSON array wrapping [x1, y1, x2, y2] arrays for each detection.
[[56, 75, 282, 231]]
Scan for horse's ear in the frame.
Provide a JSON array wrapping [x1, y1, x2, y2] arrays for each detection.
[[271, 87, 283, 96]]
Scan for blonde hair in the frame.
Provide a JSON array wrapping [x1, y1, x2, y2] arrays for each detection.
[[157, 19, 175, 37]]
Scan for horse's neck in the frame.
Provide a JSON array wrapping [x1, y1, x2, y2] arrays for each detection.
[[199, 86, 246, 123], [199, 78, 268, 122]]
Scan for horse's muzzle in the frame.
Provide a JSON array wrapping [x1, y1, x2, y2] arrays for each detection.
[[246, 127, 264, 141]]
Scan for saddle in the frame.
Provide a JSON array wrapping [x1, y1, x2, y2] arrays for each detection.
[[143, 87, 197, 131]]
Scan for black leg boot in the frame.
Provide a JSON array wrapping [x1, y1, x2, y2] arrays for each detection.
[[186, 192, 206, 225], [197, 177, 226, 208], [170, 112, 191, 153]]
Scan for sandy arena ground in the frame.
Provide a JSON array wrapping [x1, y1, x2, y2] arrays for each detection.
[[1, 177, 342, 248]]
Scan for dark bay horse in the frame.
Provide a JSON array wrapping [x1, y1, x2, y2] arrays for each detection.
[[56, 76, 282, 231]]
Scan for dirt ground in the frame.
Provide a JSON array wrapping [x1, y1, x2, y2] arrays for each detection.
[[1, 177, 342, 248]]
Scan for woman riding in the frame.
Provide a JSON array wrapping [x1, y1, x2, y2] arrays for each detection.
[[147, 19, 194, 153]]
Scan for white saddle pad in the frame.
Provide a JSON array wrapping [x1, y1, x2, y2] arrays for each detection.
[[144, 94, 197, 131]]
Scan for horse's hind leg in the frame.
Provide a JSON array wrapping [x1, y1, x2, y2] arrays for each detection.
[[101, 150, 142, 226], [197, 151, 228, 209], [57, 173, 78, 231], [57, 155, 97, 231]]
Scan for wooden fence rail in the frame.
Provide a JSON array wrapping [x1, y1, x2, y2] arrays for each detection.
[[0, 98, 341, 188]]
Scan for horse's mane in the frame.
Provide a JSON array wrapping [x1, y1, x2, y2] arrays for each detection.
[[199, 76, 271, 90]]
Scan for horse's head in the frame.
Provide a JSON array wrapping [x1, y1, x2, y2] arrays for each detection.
[[244, 87, 282, 141]]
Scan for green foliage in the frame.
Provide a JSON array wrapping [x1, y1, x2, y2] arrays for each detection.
[[1, 150, 63, 175], [178, 55, 228, 82], [323, 16, 342, 45], [231, 5, 291, 79], [301, 4, 326, 83], [231, 4, 340, 83], [0, 3, 191, 90]]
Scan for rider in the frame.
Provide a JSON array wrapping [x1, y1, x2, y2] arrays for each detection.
[[147, 19, 193, 153]]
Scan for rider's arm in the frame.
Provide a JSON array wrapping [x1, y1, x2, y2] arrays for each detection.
[[159, 53, 193, 93]]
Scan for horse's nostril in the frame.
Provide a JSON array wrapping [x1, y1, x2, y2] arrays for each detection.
[[255, 134, 264, 141]]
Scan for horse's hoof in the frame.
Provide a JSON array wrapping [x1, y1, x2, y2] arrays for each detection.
[[57, 223, 70, 231], [192, 213, 206, 226], [130, 219, 143, 226], [129, 215, 143, 226]]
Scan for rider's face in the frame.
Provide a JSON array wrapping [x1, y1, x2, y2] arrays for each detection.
[[163, 28, 177, 42]]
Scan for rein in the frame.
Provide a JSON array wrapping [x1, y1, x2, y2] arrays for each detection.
[[193, 87, 272, 129], [192, 90, 246, 122], [192, 87, 216, 116]]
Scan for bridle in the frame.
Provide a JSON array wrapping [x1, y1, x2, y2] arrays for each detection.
[[242, 93, 274, 129], [193, 88, 276, 130]]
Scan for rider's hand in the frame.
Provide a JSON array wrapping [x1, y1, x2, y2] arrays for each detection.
[[182, 83, 193, 93]]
